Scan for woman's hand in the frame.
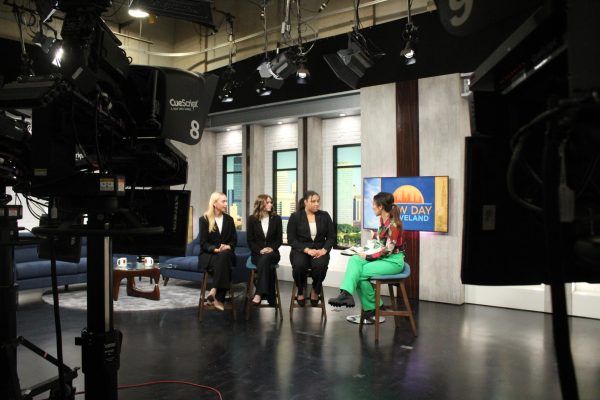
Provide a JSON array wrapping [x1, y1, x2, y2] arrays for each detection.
[[358, 252, 367, 260], [218, 244, 231, 252], [313, 248, 327, 258], [260, 247, 273, 254]]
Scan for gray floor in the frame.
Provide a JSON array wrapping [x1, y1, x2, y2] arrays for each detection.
[[13, 281, 600, 400]]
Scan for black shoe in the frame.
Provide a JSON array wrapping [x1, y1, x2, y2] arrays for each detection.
[[266, 294, 276, 307], [328, 290, 355, 308], [363, 309, 375, 320], [295, 296, 306, 307], [310, 298, 319, 307]]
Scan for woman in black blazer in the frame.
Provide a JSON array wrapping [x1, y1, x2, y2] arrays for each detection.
[[287, 190, 335, 307], [246, 194, 283, 306], [199, 191, 237, 311]]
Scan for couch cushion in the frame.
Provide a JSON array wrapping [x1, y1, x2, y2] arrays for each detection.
[[237, 231, 247, 248], [16, 260, 80, 280], [14, 245, 39, 264], [163, 256, 199, 272]]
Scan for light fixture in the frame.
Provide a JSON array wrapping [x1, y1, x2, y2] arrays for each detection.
[[323, 29, 376, 89], [256, 79, 272, 96], [217, 14, 237, 103], [51, 42, 64, 67], [339, 113, 347, 117], [32, 31, 56, 54], [128, 0, 149, 18], [296, 58, 310, 84], [400, 0, 418, 66]]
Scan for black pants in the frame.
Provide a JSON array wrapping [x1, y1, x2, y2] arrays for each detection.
[[251, 252, 280, 296], [206, 250, 234, 302], [290, 250, 329, 295]]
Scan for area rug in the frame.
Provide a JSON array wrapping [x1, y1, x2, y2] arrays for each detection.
[[42, 280, 202, 312]]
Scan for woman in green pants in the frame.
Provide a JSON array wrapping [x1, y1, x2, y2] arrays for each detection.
[[328, 192, 405, 319]]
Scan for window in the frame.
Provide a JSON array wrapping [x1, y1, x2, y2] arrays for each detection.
[[273, 149, 297, 243], [223, 154, 242, 230], [333, 145, 362, 248]]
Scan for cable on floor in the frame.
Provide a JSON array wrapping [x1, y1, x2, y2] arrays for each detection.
[[74, 379, 224, 399]]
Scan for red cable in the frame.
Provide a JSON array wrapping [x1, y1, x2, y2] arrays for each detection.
[[75, 380, 223, 399]]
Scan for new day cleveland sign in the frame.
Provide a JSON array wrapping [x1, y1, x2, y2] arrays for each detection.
[[363, 176, 449, 233]]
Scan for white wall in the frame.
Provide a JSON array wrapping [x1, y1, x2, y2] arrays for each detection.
[[418, 74, 471, 304], [263, 123, 299, 195]]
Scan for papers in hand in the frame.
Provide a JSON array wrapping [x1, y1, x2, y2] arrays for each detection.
[[340, 244, 382, 256]]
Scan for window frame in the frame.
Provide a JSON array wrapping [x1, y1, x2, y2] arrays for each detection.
[[222, 153, 242, 227], [272, 148, 298, 244], [332, 144, 362, 249]]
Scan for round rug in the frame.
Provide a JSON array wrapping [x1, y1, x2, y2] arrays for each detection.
[[42, 281, 201, 312]]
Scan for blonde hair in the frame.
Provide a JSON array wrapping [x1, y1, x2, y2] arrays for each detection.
[[204, 192, 226, 232], [252, 194, 276, 220]]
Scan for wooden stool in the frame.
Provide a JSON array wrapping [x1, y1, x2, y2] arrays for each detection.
[[244, 258, 283, 320], [289, 274, 327, 321], [198, 270, 236, 321], [360, 263, 417, 342]]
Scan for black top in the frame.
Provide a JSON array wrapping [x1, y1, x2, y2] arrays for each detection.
[[199, 214, 237, 254], [246, 214, 283, 258], [287, 209, 335, 253]]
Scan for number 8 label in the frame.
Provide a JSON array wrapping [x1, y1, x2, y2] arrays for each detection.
[[190, 120, 200, 139]]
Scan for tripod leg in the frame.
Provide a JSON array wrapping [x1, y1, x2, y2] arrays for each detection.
[[75, 227, 121, 400], [0, 215, 22, 399]]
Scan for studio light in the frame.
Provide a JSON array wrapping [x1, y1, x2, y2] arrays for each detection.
[[400, 39, 416, 65], [32, 31, 56, 54], [256, 79, 272, 96], [218, 67, 237, 103], [51, 43, 64, 67], [400, 0, 418, 66], [323, 29, 375, 89], [296, 59, 310, 84], [128, 0, 149, 18]]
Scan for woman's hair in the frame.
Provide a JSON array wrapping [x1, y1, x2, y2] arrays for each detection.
[[297, 190, 320, 211], [204, 191, 226, 232], [373, 192, 403, 232], [252, 194, 276, 219]]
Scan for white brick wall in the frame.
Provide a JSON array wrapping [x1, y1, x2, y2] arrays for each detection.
[[321, 116, 361, 215], [263, 123, 298, 194], [215, 129, 243, 192]]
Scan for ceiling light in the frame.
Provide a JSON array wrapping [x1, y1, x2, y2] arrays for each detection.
[[400, 0, 418, 66], [128, 0, 149, 18], [277, 121, 283, 125], [339, 113, 347, 117], [296, 60, 310, 84], [218, 66, 237, 103], [51, 43, 64, 67]]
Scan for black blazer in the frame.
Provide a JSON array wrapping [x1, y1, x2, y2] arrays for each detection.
[[247, 214, 283, 260], [287, 209, 335, 253], [198, 214, 237, 269]]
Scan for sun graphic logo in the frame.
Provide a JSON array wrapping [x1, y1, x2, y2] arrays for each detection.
[[392, 185, 432, 222], [393, 185, 424, 204]]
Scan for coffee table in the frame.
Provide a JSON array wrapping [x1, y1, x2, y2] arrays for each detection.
[[113, 263, 161, 301]]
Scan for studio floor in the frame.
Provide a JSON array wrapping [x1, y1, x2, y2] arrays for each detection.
[[15, 280, 600, 400]]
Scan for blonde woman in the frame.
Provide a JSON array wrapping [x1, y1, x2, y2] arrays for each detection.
[[246, 194, 282, 306], [199, 192, 237, 311]]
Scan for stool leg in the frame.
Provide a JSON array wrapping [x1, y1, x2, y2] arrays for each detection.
[[375, 281, 382, 342], [319, 292, 327, 321], [400, 282, 417, 336], [289, 282, 297, 319], [231, 286, 237, 321], [198, 271, 208, 321], [245, 270, 255, 321], [388, 283, 401, 327], [274, 270, 283, 320]]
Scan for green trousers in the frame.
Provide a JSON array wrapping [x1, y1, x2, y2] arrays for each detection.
[[340, 252, 405, 312]]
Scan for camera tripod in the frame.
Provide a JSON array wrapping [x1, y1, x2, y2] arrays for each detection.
[[0, 199, 78, 400]]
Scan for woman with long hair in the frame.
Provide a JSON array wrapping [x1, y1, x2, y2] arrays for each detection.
[[199, 191, 237, 311], [287, 190, 335, 307], [246, 194, 283, 305], [329, 192, 405, 320]]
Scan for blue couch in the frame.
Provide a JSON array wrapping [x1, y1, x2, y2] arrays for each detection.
[[15, 234, 89, 291], [15, 233, 140, 291], [160, 231, 251, 285]]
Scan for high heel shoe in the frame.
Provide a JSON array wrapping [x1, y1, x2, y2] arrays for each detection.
[[310, 291, 319, 307], [252, 294, 262, 306], [295, 296, 306, 307]]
